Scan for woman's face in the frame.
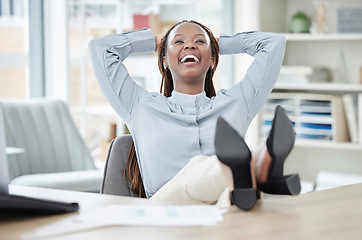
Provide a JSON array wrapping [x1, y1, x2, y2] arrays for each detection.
[[163, 22, 215, 89]]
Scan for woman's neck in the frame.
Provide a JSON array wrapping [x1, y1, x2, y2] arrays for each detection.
[[174, 86, 204, 95], [173, 79, 204, 95]]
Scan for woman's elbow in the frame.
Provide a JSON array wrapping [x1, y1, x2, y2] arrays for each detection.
[[273, 33, 286, 48], [271, 33, 286, 54], [88, 39, 98, 55]]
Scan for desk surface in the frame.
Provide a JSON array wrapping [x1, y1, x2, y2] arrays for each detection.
[[1, 184, 362, 240]]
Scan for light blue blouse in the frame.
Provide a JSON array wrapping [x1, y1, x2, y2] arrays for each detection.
[[89, 28, 286, 197]]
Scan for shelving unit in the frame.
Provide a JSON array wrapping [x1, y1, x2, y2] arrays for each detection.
[[237, 0, 362, 183], [263, 92, 349, 142], [295, 140, 362, 151], [272, 80, 362, 150], [274, 82, 362, 93], [256, 0, 362, 144], [283, 33, 362, 41]]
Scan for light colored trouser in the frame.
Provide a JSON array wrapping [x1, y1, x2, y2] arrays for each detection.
[[150, 155, 231, 211]]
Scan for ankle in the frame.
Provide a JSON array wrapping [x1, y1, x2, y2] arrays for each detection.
[[255, 145, 272, 184], [219, 161, 234, 191]]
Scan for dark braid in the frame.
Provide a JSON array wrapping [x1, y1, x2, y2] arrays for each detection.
[[125, 20, 219, 197], [123, 141, 145, 198]]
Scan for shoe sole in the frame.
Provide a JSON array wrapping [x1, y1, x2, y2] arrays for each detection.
[[258, 174, 301, 195], [259, 106, 301, 195]]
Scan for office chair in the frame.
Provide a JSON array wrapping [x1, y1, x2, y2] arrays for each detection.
[[1, 98, 103, 192], [101, 134, 139, 197]]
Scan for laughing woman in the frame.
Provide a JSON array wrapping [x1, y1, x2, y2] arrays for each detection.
[[89, 20, 300, 210]]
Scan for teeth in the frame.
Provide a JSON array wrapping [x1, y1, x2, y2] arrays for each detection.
[[180, 55, 199, 63]]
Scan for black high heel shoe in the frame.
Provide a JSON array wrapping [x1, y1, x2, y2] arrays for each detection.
[[257, 105, 301, 195], [215, 117, 257, 210]]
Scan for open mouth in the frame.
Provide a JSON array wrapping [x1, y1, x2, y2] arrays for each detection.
[[180, 55, 200, 63]]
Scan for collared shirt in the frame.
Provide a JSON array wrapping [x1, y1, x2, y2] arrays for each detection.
[[89, 28, 286, 197]]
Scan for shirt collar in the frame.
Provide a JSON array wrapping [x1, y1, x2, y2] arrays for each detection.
[[168, 90, 210, 107]]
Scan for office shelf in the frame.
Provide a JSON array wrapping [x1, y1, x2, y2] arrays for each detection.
[[274, 83, 362, 93], [260, 137, 362, 150], [283, 33, 362, 41], [295, 140, 362, 151], [255, 0, 362, 155]]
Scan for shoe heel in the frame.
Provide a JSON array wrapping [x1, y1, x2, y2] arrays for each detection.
[[231, 188, 257, 210], [258, 174, 301, 195], [215, 117, 256, 210]]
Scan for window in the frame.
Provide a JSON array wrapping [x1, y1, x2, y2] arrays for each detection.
[[0, 0, 29, 99], [68, 0, 121, 162]]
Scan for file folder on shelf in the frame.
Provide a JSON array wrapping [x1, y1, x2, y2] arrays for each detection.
[[262, 93, 349, 142]]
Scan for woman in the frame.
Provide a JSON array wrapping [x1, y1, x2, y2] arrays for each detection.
[[89, 20, 300, 210]]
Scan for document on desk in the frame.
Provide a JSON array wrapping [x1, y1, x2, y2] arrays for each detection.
[[74, 205, 224, 227]]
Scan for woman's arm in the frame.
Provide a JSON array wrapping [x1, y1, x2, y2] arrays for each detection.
[[88, 29, 156, 124], [218, 31, 286, 123]]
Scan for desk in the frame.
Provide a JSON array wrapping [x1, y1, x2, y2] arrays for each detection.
[[1, 184, 362, 240]]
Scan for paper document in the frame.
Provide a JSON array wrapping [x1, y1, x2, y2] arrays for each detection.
[[24, 205, 224, 239], [74, 205, 224, 227]]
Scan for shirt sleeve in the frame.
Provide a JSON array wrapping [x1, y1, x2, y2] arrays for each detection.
[[218, 31, 286, 123], [88, 28, 156, 125]]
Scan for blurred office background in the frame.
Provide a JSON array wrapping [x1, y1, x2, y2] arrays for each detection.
[[2, 0, 362, 192], [0, 0, 236, 163]]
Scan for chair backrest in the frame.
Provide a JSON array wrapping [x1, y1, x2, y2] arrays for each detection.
[[0, 99, 96, 180], [101, 135, 139, 197]]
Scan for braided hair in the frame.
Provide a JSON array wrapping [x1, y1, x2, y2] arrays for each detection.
[[124, 20, 219, 197]]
